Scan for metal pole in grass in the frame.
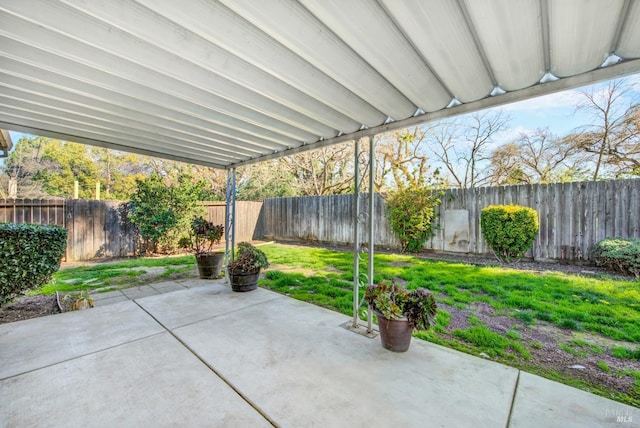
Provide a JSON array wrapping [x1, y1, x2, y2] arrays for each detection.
[[367, 135, 375, 334], [231, 167, 236, 261], [352, 138, 360, 328]]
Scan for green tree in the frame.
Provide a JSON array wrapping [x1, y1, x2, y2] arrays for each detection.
[[128, 173, 209, 253], [1, 136, 172, 200], [36, 140, 100, 198], [387, 184, 441, 253], [0, 136, 52, 199], [89, 147, 149, 200], [237, 161, 298, 200]]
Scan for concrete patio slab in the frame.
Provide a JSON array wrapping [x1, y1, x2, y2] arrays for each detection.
[[171, 293, 519, 427], [509, 372, 639, 428], [2, 281, 636, 427], [90, 290, 124, 301], [176, 278, 213, 288], [92, 295, 129, 307], [121, 286, 160, 300], [136, 283, 282, 329], [150, 281, 187, 293], [1, 333, 271, 427], [0, 300, 163, 379]]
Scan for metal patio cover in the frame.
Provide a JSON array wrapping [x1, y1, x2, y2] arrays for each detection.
[[1, 0, 639, 169]]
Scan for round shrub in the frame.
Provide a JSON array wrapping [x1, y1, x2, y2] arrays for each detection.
[[0, 223, 67, 304], [591, 238, 640, 279], [480, 205, 538, 263]]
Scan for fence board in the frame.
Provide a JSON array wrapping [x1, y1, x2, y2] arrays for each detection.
[[630, 181, 640, 238]]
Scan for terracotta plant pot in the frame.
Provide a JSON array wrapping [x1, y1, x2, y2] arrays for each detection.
[[229, 269, 261, 292], [375, 310, 414, 352], [195, 253, 225, 279]]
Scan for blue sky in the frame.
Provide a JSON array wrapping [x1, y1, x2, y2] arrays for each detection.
[[488, 72, 640, 145]]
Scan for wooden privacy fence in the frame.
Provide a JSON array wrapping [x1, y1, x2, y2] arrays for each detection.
[[0, 199, 65, 225], [257, 179, 640, 262], [256, 193, 398, 248], [0, 199, 263, 261], [2, 179, 638, 262], [434, 179, 639, 261]]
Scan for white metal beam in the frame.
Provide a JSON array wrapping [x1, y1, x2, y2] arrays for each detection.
[[220, 0, 417, 120], [233, 59, 640, 168], [0, 55, 305, 150], [1, 1, 356, 134], [0, 84, 268, 158], [0, 121, 225, 169], [0, 109, 236, 165], [0, 0, 637, 170], [0, 94, 251, 161]]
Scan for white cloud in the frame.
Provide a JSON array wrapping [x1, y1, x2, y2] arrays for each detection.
[[491, 72, 640, 115], [499, 90, 583, 113], [492, 126, 536, 146], [627, 73, 640, 92]]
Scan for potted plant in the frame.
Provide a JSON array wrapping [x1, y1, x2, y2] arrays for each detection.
[[227, 242, 269, 292], [364, 280, 437, 352], [191, 216, 225, 279]]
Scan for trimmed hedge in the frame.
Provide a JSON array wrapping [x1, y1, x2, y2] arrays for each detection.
[[480, 205, 538, 264], [0, 223, 67, 304], [592, 238, 640, 279]]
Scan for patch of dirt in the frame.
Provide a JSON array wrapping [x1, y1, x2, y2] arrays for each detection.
[[0, 295, 60, 324], [434, 300, 639, 401], [0, 261, 200, 325]]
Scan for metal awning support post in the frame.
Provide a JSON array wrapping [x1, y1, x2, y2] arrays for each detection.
[[367, 136, 375, 334], [352, 138, 360, 328], [232, 168, 236, 254], [225, 167, 237, 274]]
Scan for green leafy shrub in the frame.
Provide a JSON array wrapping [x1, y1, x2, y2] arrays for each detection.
[[591, 238, 640, 279], [0, 223, 67, 304], [387, 185, 441, 253], [128, 173, 209, 253], [480, 205, 538, 263], [228, 242, 269, 274]]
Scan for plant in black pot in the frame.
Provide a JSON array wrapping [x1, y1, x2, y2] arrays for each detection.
[[227, 242, 269, 292], [364, 280, 437, 352], [191, 216, 225, 279]]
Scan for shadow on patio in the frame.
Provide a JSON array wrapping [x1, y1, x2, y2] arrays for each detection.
[[1, 280, 637, 427]]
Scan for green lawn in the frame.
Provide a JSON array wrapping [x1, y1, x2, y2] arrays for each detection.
[[257, 243, 640, 406], [36, 243, 640, 406], [35, 255, 196, 295], [260, 244, 640, 343]]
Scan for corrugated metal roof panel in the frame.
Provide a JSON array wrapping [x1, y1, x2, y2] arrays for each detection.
[[0, 0, 638, 168]]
